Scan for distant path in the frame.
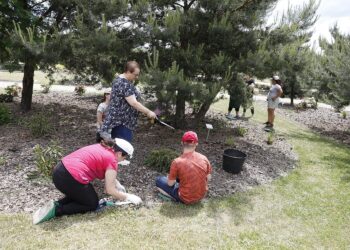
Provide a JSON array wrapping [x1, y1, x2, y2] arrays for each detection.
[[1, 80, 349, 111], [0, 81, 107, 94]]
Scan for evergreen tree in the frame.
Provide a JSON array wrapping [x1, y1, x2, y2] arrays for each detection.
[[244, 0, 319, 105], [1, 0, 133, 111], [140, 0, 278, 127], [1, 1, 76, 111], [315, 27, 350, 109]]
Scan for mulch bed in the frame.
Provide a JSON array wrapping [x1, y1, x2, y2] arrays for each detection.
[[277, 104, 350, 146], [0, 91, 297, 213]]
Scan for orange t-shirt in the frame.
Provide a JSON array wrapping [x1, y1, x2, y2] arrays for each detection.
[[168, 151, 212, 204]]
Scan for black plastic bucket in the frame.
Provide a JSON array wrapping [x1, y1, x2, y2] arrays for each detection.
[[222, 149, 247, 174]]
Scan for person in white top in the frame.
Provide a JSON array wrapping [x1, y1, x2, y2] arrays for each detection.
[[97, 91, 111, 129], [265, 75, 283, 131]]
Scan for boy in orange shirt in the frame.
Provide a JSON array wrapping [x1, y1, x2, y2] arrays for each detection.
[[155, 131, 212, 204]]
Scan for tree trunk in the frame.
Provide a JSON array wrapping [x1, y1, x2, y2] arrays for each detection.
[[21, 58, 35, 112], [290, 82, 295, 106], [194, 98, 214, 125], [174, 90, 186, 128]]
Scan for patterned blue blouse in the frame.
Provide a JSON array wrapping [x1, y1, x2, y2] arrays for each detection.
[[101, 77, 141, 131]]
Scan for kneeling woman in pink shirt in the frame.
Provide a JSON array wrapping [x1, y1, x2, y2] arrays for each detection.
[[33, 138, 141, 225]]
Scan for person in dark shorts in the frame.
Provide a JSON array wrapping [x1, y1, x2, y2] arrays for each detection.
[[242, 75, 255, 117], [226, 75, 246, 119]]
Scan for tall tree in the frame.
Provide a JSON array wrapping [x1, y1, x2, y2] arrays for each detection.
[[1, 0, 134, 111], [245, 0, 319, 105], [2, 0, 76, 111], [315, 26, 350, 109], [140, 0, 277, 127]]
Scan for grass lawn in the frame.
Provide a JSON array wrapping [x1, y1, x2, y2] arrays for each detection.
[[1, 100, 350, 249]]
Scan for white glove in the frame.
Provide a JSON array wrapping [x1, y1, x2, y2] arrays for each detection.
[[116, 181, 126, 193], [125, 193, 142, 205]]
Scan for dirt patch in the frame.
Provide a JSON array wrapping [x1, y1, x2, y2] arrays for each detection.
[[277, 104, 350, 145], [0, 91, 297, 213]]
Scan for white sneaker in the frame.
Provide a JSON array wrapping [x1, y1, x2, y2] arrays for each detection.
[[119, 160, 130, 166], [226, 113, 234, 120]]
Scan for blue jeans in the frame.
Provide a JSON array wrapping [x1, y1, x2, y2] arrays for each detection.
[[155, 176, 182, 202], [111, 125, 133, 142]]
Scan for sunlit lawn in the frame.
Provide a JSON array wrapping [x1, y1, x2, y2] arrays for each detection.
[[1, 99, 349, 249]]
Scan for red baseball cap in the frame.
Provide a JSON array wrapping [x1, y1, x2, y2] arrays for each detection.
[[181, 131, 198, 143]]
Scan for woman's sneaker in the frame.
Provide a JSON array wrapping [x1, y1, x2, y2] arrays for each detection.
[[225, 113, 234, 120], [264, 123, 274, 132], [32, 200, 57, 225]]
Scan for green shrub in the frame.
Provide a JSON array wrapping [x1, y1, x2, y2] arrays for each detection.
[[25, 112, 53, 137], [74, 85, 86, 96], [310, 100, 318, 109], [33, 142, 63, 178], [267, 132, 274, 145], [296, 98, 318, 111], [234, 126, 247, 137], [0, 104, 11, 125], [341, 111, 347, 119], [5, 84, 20, 96], [225, 137, 235, 146], [144, 148, 178, 173], [41, 83, 52, 94], [0, 94, 14, 103], [0, 156, 6, 166]]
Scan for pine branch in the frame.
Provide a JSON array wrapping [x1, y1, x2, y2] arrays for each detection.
[[173, 3, 184, 8], [235, 0, 254, 11], [36, 5, 54, 25], [29, 0, 49, 9], [188, 0, 196, 8]]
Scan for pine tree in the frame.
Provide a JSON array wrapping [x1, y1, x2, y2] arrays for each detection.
[[315, 27, 350, 109], [1, 0, 132, 111], [244, 0, 319, 105], [139, 0, 278, 127]]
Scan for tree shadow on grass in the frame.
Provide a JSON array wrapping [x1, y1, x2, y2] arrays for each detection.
[[288, 130, 350, 183], [159, 202, 204, 218], [206, 192, 253, 226], [288, 130, 349, 148], [308, 126, 350, 146], [322, 154, 350, 183]]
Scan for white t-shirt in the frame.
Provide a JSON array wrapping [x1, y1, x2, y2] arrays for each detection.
[[97, 102, 109, 129], [267, 84, 282, 101], [97, 102, 108, 114]]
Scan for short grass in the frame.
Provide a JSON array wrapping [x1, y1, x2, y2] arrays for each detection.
[[1, 100, 350, 249]]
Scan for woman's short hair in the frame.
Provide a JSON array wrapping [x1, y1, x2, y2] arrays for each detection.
[[102, 92, 110, 102], [124, 61, 139, 73]]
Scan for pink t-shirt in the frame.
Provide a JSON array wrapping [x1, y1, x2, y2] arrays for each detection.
[[62, 144, 118, 184]]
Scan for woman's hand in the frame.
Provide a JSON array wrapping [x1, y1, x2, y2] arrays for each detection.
[[125, 193, 142, 205], [147, 111, 157, 119], [125, 95, 156, 119]]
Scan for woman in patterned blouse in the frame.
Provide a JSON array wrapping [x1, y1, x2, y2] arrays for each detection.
[[101, 61, 156, 142]]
